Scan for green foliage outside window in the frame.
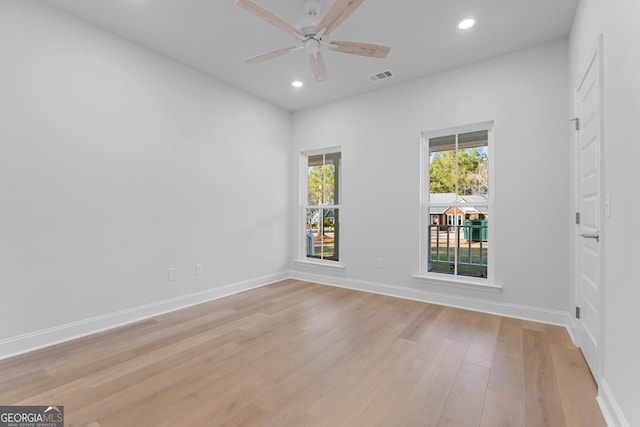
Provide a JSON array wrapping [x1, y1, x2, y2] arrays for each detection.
[[430, 148, 488, 196]]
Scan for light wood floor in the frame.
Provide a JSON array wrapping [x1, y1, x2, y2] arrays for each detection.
[[0, 280, 606, 427]]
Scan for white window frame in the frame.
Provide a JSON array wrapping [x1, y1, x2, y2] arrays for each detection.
[[415, 121, 500, 291], [296, 146, 344, 270]]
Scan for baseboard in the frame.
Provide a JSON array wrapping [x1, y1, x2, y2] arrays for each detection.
[[0, 269, 575, 360], [0, 271, 289, 360], [565, 315, 578, 345], [597, 379, 629, 427], [290, 271, 573, 328]]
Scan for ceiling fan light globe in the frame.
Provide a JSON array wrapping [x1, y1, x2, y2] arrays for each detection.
[[304, 38, 321, 54]]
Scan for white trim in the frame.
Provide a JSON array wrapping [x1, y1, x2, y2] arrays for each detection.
[[597, 379, 630, 427], [302, 145, 342, 157], [412, 274, 502, 292], [565, 315, 578, 346], [306, 204, 342, 209], [0, 271, 289, 360], [291, 271, 572, 328], [294, 259, 345, 271], [421, 121, 495, 141]]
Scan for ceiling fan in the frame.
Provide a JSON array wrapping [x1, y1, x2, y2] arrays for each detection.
[[235, 0, 391, 82]]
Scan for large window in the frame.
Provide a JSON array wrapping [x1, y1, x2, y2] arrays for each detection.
[[421, 123, 493, 280], [302, 149, 340, 262]]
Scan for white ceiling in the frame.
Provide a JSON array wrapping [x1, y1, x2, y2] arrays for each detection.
[[41, 0, 578, 112]]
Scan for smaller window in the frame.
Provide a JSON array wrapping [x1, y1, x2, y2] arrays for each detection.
[[447, 214, 454, 226], [302, 149, 341, 262]]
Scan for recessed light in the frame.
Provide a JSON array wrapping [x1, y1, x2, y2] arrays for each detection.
[[292, 81, 303, 88], [458, 18, 476, 30]]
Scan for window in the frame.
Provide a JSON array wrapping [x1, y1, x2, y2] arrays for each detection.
[[421, 123, 493, 280], [302, 149, 341, 262]]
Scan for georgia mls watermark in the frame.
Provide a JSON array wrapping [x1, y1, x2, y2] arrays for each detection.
[[0, 406, 64, 427]]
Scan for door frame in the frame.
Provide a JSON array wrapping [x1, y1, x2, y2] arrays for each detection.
[[573, 34, 605, 384]]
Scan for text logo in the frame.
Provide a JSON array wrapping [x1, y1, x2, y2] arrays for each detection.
[[0, 405, 64, 427]]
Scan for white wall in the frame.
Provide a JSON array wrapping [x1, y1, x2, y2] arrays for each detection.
[[570, 1, 640, 426], [0, 0, 291, 355], [290, 40, 571, 321], [3, 3, 633, 422]]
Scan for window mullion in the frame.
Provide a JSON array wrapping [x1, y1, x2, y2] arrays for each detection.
[[455, 133, 459, 197], [454, 135, 459, 275]]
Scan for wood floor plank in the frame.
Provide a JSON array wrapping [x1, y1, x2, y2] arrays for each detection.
[[493, 317, 524, 359], [523, 329, 567, 427], [488, 355, 524, 399], [415, 305, 463, 362], [464, 312, 501, 368], [398, 303, 444, 341], [305, 336, 418, 427], [353, 355, 433, 427], [550, 345, 607, 427], [401, 338, 469, 427], [436, 361, 490, 427], [447, 308, 484, 344], [0, 281, 605, 427], [480, 389, 524, 427]]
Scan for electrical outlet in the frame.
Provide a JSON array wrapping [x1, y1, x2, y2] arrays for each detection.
[[168, 268, 177, 281], [376, 258, 384, 269], [195, 264, 203, 276]]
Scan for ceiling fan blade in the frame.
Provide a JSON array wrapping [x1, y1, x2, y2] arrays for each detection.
[[329, 40, 390, 58], [235, 0, 302, 36], [317, 0, 364, 36], [309, 52, 328, 82], [245, 46, 299, 64]]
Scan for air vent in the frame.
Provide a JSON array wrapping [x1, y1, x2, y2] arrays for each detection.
[[368, 70, 395, 82]]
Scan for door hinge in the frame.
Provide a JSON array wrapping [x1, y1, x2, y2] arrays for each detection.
[[575, 212, 581, 224], [570, 117, 580, 131], [576, 306, 581, 319]]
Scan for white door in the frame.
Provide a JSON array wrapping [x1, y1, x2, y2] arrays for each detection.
[[575, 37, 603, 381]]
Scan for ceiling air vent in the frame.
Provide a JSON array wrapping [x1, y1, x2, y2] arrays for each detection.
[[368, 70, 395, 82]]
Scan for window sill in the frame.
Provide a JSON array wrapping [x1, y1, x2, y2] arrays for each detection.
[[412, 274, 502, 293], [294, 259, 345, 271]]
